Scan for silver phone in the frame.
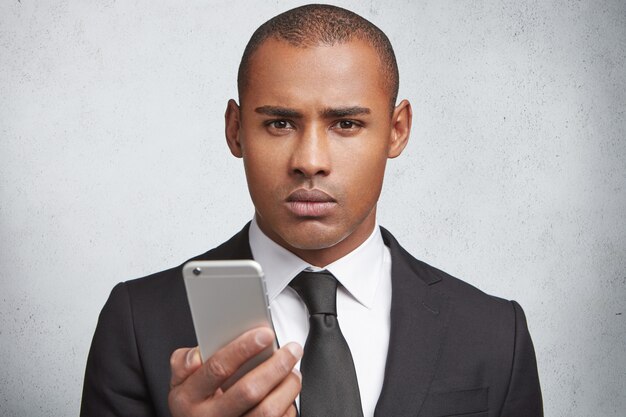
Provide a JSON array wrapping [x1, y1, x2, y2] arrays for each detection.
[[182, 259, 277, 390]]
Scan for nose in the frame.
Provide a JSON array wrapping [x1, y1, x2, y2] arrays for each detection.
[[289, 125, 331, 178]]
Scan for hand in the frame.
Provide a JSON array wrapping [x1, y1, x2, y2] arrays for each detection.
[[168, 327, 302, 417]]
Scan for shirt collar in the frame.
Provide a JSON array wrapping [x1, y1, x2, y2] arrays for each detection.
[[248, 217, 386, 309]]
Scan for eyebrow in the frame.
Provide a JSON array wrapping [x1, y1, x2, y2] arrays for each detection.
[[254, 105, 371, 119], [255, 106, 302, 118], [321, 106, 371, 118]]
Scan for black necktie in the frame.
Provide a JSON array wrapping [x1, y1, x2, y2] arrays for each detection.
[[289, 270, 364, 417]]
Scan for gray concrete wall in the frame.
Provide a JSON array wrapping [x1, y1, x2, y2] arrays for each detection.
[[1, 1, 624, 416]]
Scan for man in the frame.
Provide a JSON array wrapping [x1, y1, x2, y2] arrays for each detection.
[[81, 4, 542, 417]]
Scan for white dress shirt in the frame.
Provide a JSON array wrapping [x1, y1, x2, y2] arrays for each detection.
[[248, 218, 392, 417]]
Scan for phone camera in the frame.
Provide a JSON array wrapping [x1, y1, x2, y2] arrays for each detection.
[[192, 267, 202, 276]]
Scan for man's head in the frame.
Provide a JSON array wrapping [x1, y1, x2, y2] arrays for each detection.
[[225, 4, 412, 266], [237, 4, 399, 110]]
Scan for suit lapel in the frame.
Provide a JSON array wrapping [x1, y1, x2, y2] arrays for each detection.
[[374, 228, 450, 417]]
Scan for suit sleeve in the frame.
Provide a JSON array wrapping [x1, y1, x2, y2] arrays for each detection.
[[499, 300, 543, 417], [80, 283, 157, 417]]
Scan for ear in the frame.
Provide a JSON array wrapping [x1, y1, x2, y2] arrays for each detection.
[[225, 99, 243, 158], [387, 99, 412, 159]]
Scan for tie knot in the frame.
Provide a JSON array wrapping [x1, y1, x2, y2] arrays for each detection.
[[289, 270, 338, 316]]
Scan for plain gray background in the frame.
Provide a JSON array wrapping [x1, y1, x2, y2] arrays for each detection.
[[1, 1, 625, 416]]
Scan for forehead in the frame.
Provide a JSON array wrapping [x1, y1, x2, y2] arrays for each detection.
[[241, 38, 389, 111]]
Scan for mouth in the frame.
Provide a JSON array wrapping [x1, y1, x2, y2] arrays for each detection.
[[285, 188, 337, 217]]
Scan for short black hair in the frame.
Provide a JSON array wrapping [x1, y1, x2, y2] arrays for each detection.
[[237, 4, 399, 108]]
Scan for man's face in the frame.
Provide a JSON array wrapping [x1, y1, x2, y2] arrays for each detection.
[[226, 38, 411, 265]]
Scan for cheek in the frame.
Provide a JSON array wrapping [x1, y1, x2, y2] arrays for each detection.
[[243, 149, 268, 189], [336, 141, 388, 193], [242, 145, 287, 208]]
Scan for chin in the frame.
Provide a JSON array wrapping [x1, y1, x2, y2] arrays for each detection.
[[280, 225, 348, 251]]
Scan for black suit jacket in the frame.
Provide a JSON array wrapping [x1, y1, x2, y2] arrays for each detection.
[[81, 225, 542, 417]]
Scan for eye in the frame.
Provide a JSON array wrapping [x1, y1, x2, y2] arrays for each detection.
[[265, 119, 295, 136], [331, 119, 363, 134], [268, 120, 293, 130]]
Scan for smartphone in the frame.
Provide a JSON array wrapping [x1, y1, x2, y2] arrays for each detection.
[[182, 259, 277, 390]]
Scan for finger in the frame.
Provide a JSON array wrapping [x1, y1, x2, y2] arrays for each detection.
[[213, 342, 303, 416], [243, 369, 302, 417], [286, 403, 298, 417], [169, 347, 202, 388], [181, 327, 276, 402], [283, 404, 298, 417]]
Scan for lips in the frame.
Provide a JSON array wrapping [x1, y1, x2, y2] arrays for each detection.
[[286, 189, 337, 217]]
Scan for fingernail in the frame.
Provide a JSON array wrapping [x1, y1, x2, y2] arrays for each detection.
[[292, 368, 302, 382], [186, 347, 200, 368], [255, 329, 273, 347], [285, 342, 303, 359]]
